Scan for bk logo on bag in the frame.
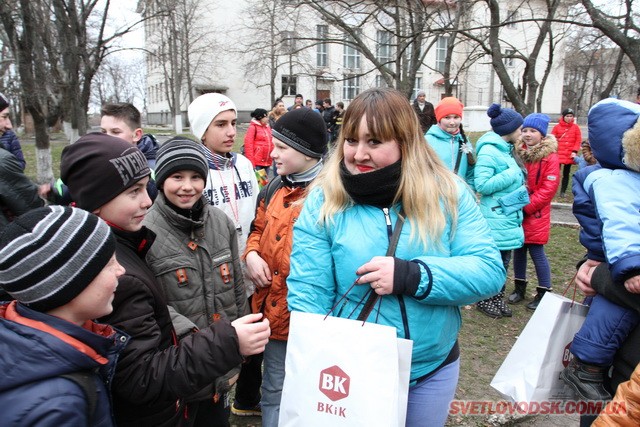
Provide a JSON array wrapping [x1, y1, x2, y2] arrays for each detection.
[[319, 365, 350, 401], [562, 341, 574, 367]]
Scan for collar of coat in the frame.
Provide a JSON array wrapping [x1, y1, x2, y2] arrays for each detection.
[[516, 134, 558, 163]]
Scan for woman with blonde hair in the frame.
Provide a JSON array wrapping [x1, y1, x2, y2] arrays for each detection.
[[287, 88, 505, 427]]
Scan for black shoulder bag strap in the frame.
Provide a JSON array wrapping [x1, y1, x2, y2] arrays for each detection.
[[356, 209, 405, 321], [61, 370, 98, 425]]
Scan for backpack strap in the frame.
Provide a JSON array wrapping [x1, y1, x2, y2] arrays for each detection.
[[260, 175, 283, 209], [60, 370, 98, 425]]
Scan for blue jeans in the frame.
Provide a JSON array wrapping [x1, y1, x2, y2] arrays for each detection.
[[513, 244, 552, 288], [406, 358, 460, 427], [260, 339, 287, 427]]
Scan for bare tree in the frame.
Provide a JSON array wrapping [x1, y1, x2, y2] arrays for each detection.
[[285, 0, 469, 99], [0, 0, 54, 183], [580, 0, 640, 83], [92, 56, 146, 106], [143, 0, 215, 131], [47, 0, 142, 141]]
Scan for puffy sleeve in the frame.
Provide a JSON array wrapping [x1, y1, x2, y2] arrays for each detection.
[[590, 170, 640, 284], [287, 189, 336, 315], [106, 274, 243, 404], [409, 183, 505, 305]]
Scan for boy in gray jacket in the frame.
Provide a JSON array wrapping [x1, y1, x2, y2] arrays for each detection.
[[144, 137, 249, 427]]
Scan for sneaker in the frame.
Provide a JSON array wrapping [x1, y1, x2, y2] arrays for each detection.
[[560, 358, 612, 401], [231, 401, 261, 417]]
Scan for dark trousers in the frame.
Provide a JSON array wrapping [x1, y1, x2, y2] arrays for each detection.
[[191, 395, 231, 427], [234, 295, 263, 407], [560, 163, 573, 194], [234, 353, 263, 407]]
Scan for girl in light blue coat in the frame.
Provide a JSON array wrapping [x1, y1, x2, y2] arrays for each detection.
[[287, 88, 505, 427], [474, 103, 526, 319], [426, 96, 475, 187]]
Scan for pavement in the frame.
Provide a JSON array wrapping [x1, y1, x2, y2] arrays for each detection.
[[551, 202, 578, 227]]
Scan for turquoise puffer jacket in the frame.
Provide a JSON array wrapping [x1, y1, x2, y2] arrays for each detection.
[[426, 125, 474, 188], [474, 131, 525, 250], [287, 182, 505, 381]]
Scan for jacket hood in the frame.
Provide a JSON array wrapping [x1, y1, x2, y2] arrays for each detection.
[[588, 98, 640, 171], [516, 134, 558, 163], [137, 134, 159, 160]]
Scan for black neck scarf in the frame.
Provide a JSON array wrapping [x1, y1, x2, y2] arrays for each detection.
[[340, 159, 402, 208]]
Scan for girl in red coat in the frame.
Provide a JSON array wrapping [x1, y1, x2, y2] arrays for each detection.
[[244, 108, 274, 173], [551, 108, 582, 197], [510, 113, 560, 310]]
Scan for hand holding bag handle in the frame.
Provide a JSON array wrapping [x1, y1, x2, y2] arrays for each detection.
[[357, 209, 405, 321]]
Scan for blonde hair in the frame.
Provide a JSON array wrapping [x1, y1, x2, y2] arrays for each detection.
[[309, 88, 459, 249]]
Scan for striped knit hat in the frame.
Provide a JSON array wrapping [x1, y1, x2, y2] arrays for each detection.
[[0, 206, 116, 312], [154, 137, 209, 188]]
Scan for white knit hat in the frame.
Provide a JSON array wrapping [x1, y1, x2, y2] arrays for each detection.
[[188, 93, 237, 140]]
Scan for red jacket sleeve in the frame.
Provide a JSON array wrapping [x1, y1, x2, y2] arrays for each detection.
[[244, 123, 257, 167]]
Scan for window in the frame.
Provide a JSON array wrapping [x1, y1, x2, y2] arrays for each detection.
[[282, 31, 296, 54], [478, 88, 484, 105], [343, 35, 361, 69], [435, 36, 448, 73], [342, 75, 360, 100], [317, 25, 328, 67], [504, 49, 515, 67], [505, 10, 517, 29], [376, 30, 393, 64], [282, 75, 297, 96], [375, 75, 389, 88], [411, 76, 423, 100]]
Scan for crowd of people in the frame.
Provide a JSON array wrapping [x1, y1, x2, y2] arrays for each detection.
[[1, 86, 640, 427]]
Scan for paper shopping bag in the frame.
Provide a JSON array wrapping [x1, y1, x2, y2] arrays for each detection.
[[279, 311, 413, 427], [490, 293, 589, 403]]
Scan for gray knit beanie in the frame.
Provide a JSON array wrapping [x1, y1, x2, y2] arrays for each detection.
[[0, 206, 116, 312], [154, 137, 209, 188]]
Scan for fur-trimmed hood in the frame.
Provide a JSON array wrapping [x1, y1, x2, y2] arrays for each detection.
[[588, 98, 640, 172], [516, 134, 558, 163]]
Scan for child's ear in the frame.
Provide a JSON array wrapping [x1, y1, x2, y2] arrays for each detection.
[[133, 128, 143, 143]]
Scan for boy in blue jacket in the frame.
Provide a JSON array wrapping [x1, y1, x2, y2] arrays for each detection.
[[561, 98, 640, 401], [0, 206, 128, 426]]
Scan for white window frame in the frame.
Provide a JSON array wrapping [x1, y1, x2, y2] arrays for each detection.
[[317, 25, 328, 67], [435, 36, 448, 73], [342, 75, 361, 100]]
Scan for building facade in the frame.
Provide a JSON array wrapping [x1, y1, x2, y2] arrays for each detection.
[[139, 0, 576, 128]]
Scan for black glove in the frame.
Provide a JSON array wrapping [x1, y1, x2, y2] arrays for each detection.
[[392, 257, 421, 296]]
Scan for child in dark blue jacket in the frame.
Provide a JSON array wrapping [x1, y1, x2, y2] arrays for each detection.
[[561, 98, 640, 401]]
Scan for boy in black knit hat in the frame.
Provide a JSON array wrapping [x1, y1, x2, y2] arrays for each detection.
[[0, 205, 128, 426], [243, 107, 327, 426], [60, 133, 270, 427], [143, 137, 249, 426]]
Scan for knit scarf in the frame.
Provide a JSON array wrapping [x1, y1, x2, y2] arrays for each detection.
[[340, 159, 402, 208], [285, 160, 323, 188]]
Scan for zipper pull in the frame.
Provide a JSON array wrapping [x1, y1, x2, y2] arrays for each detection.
[[383, 207, 391, 226]]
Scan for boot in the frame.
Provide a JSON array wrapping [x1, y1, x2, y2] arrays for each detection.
[[526, 286, 551, 311], [560, 357, 612, 401], [492, 291, 512, 317], [476, 297, 502, 319], [508, 279, 527, 304]]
